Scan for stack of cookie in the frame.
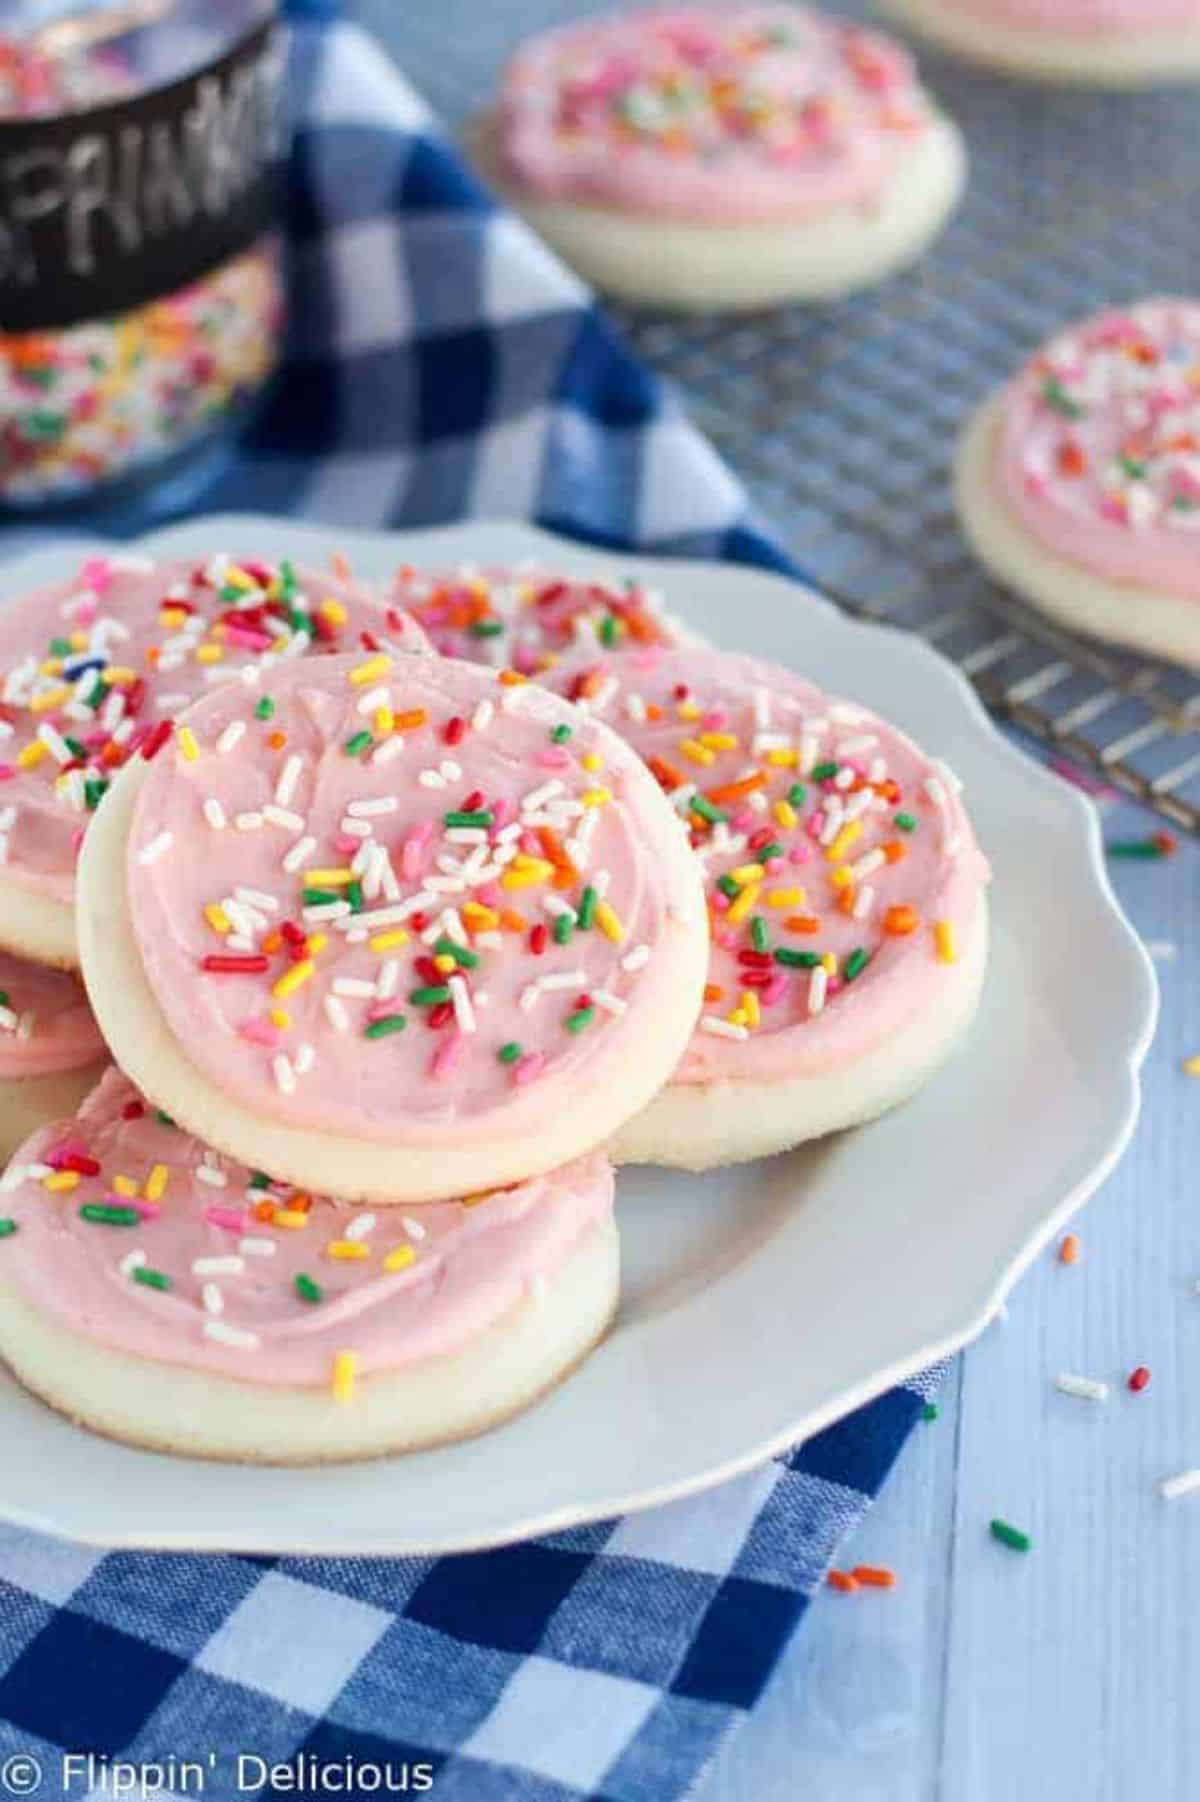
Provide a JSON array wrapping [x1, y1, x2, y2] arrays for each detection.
[[0, 551, 988, 1463]]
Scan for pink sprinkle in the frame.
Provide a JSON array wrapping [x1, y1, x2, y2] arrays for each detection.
[[732, 808, 756, 833], [47, 1138, 87, 1169], [712, 926, 737, 951], [491, 796, 514, 830], [536, 747, 570, 769], [712, 891, 730, 913], [79, 556, 114, 595], [204, 1206, 246, 1233], [1099, 496, 1127, 525], [762, 857, 784, 874], [431, 1031, 466, 1079], [401, 820, 433, 881], [789, 845, 810, 866], [762, 973, 787, 1006], [520, 829, 540, 855], [130, 1199, 161, 1221], [0, 765, 15, 782], [333, 833, 359, 856], [477, 880, 501, 908], [238, 1017, 279, 1048], [224, 625, 274, 652], [702, 708, 729, 730], [807, 811, 825, 841], [514, 1051, 547, 1086]]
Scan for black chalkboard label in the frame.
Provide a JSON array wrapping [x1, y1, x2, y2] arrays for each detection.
[[0, 20, 285, 333]]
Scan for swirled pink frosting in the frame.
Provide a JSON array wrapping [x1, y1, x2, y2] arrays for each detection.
[[498, 5, 938, 222], [126, 652, 703, 1142], [390, 561, 682, 672], [0, 552, 427, 908], [0, 1070, 613, 1386], [0, 949, 102, 1078], [542, 647, 988, 1084], [996, 300, 1200, 600], [958, 0, 1197, 28]]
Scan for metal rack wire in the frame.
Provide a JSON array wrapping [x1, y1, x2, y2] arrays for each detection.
[[357, 0, 1200, 830]]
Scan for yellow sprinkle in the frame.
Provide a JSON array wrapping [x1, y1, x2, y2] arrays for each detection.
[[826, 821, 863, 864], [462, 902, 499, 929], [741, 990, 760, 1028], [677, 700, 702, 722], [822, 952, 837, 975], [326, 1240, 370, 1261], [374, 706, 394, 736], [501, 858, 555, 889], [766, 887, 804, 908], [829, 866, 854, 892], [112, 1175, 137, 1197], [369, 929, 410, 952], [349, 653, 393, 687], [766, 748, 798, 767], [774, 801, 798, 831], [38, 657, 62, 676], [700, 732, 738, 751], [204, 902, 231, 937], [307, 933, 328, 957], [104, 666, 136, 686], [934, 920, 957, 964], [223, 565, 255, 591], [433, 953, 457, 975], [160, 606, 189, 629], [580, 751, 604, 773], [273, 959, 315, 999], [580, 787, 612, 808], [144, 1163, 169, 1203], [304, 867, 355, 887], [332, 1352, 358, 1404], [195, 644, 223, 665], [320, 598, 348, 624], [16, 741, 47, 770], [679, 738, 715, 767], [1184, 1055, 1200, 1077], [273, 1209, 309, 1229], [29, 685, 69, 714], [68, 630, 87, 651], [177, 726, 200, 763], [730, 863, 763, 887], [384, 1244, 416, 1272], [270, 1009, 292, 1030], [727, 882, 761, 926], [729, 1008, 748, 1028], [42, 1170, 79, 1192], [595, 900, 626, 944]]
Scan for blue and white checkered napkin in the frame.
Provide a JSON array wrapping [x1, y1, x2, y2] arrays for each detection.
[[0, 14, 939, 1799]]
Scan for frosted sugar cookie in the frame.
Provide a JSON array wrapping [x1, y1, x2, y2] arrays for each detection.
[[77, 652, 707, 1202], [390, 561, 688, 672], [956, 300, 1200, 667], [0, 1072, 618, 1463], [0, 551, 428, 968], [0, 950, 106, 1162], [477, 4, 965, 310], [878, 0, 1200, 86], [543, 647, 989, 1168]]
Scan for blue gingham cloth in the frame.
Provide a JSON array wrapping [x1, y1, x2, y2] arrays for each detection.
[[0, 14, 938, 1799]]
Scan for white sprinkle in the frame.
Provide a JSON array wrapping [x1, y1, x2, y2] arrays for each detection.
[[272, 1054, 295, 1095], [924, 776, 948, 808], [621, 944, 650, 973], [518, 984, 541, 1013], [119, 1250, 147, 1278], [401, 1215, 427, 1242], [303, 901, 351, 924], [195, 1164, 227, 1188], [1160, 1468, 1200, 1501], [418, 768, 445, 789], [1055, 1372, 1109, 1403], [235, 886, 279, 912], [449, 973, 476, 1033], [472, 699, 494, 731], [283, 834, 316, 873], [376, 959, 399, 1002], [274, 754, 303, 808], [848, 849, 886, 881], [701, 1016, 748, 1041], [372, 736, 406, 768], [356, 684, 390, 716], [539, 968, 588, 992], [837, 734, 878, 757], [591, 989, 627, 1016], [348, 796, 398, 818], [522, 779, 564, 813], [235, 812, 264, 831], [204, 1319, 260, 1350], [294, 1041, 315, 1076], [203, 798, 227, 831], [333, 977, 376, 998], [192, 1255, 244, 1276], [263, 804, 305, 832], [345, 1211, 376, 1241], [324, 994, 350, 1033], [137, 830, 173, 866], [440, 760, 462, 782], [239, 1236, 276, 1258], [202, 1283, 224, 1315], [217, 720, 246, 755], [37, 722, 72, 765], [808, 965, 828, 1015], [852, 885, 875, 921]]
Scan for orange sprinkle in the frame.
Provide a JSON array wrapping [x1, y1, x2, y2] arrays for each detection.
[[837, 885, 858, 916], [645, 702, 664, 722], [1058, 1233, 1081, 1266], [852, 1566, 897, 1590], [252, 1200, 276, 1223], [827, 1571, 859, 1593], [883, 841, 907, 865], [331, 551, 353, 581], [498, 669, 527, 686], [703, 983, 723, 1004], [883, 905, 920, 936], [1057, 442, 1088, 478], [784, 915, 821, 934], [393, 709, 428, 731], [267, 730, 287, 750], [262, 930, 283, 955], [706, 771, 768, 807], [499, 909, 527, 933], [648, 755, 685, 791]]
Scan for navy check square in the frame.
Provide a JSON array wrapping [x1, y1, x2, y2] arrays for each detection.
[[0, 10, 941, 1798]]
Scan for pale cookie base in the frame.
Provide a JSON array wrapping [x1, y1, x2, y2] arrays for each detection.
[[77, 757, 709, 1204], [0, 1060, 107, 1166], [878, 0, 1200, 84], [0, 875, 78, 969], [613, 899, 988, 1170], [956, 400, 1200, 670], [0, 1216, 619, 1465], [472, 115, 966, 311]]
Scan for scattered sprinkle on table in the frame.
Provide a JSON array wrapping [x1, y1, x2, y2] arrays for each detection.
[[1055, 1372, 1109, 1403], [990, 1519, 1032, 1553]]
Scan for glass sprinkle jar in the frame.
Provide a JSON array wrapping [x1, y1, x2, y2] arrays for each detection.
[[0, 0, 285, 509]]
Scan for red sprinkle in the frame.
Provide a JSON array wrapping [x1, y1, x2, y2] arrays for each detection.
[[428, 1001, 454, 1030], [1128, 1366, 1151, 1393], [201, 954, 270, 974], [530, 923, 549, 956], [139, 720, 172, 761], [121, 1100, 145, 1120], [444, 716, 467, 747]]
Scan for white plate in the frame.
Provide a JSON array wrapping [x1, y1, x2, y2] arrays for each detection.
[[0, 516, 1157, 1555]]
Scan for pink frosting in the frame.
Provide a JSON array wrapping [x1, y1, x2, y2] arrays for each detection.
[[126, 651, 701, 1142], [958, 0, 1197, 28], [0, 1070, 613, 1386], [0, 552, 428, 907], [542, 647, 988, 1084], [498, 5, 938, 222], [996, 300, 1200, 601], [0, 949, 102, 1078], [390, 561, 681, 673]]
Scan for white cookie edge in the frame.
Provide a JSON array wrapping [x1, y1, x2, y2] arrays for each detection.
[[956, 396, 1200, 670], [0, 875, 77, 969], [0, 1216, 619, 1464], [612, 896, 988, 1169], [878, 0, 1200, 84]]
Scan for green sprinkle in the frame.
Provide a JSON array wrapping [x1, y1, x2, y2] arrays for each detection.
[[1117, 455, 1146, 481], [844, 947, 870, 982], [443, 809, 494, 829], [364, 1013, 408, 1040], [756, 841, 783, 865], [566, 1004, 595, 1034], [689, 795, 726, 826], [23, 410, 67, 440], [302, 887, 341, 906], [435, 937, 479, 969], [469, 619, 504, 638], [0, 991, 9, 1008], [255, 696, 275, 721], [80, 1204, 140, 1227], [83, 777, 109, 811], [599, 614, 619, 648], [894, 812, 917, 833], [550, 723, 572, 744], [344, 730, 373, 758], [85, 678, 109, 710], [577, 885, 598, 929], [409, 985, 451, 1007], [346, 880, 363, 912], [156, 1110, 175, 1127], [63, 736, 87, 759], [775, 948, 822, 969], [787, 783, 807, 808], [1106, 839, 1166, 861], [1041, 376, 1083, 420], [750, 916, 769, 953], [132, 1267, 172, 1292], [249, 1171, 270, 1189], [811, 760, 839, 782], [990, 1519, 1031, 1553], [716, 874, 740, 901], [553, 912, 574, 946], [279, 559, 298, 600], [922, 1402, 939, 1422], [219, 582, 245, 603], [295, 1273, 323, 1304], [498, 1041, 522, 1064], [48, 636, 73, 657], [0, 1219, 16, 1240]]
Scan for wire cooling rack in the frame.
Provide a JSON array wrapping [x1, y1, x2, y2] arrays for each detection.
[[354, 0, 1200, 830]]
